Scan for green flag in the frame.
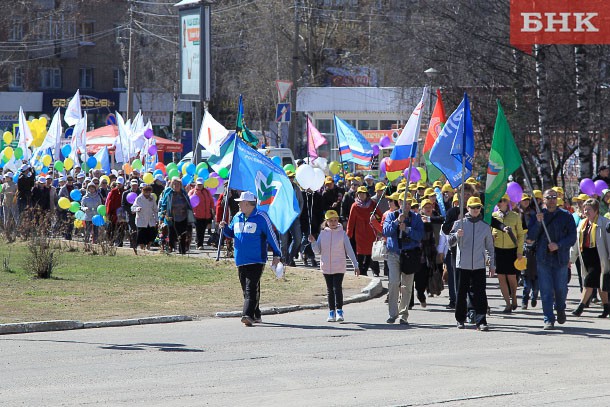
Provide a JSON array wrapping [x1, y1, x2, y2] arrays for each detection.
[[484, 100, 523, 223], [236, 95, 258, 147]]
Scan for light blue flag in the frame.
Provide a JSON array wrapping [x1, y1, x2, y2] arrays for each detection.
[[334, 115, 373, 166], [94, 146, 111, 175], [228, 136, 299, 234], [429, 94, 474, 188]]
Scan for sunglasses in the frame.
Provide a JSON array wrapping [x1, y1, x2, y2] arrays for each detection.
[[544, 196, 558, 199], [468, 206, 482, 209]]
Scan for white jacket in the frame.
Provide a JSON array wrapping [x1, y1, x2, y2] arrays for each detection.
[[131, 193, 158, 227]]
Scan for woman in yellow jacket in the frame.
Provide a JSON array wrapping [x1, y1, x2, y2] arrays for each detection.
[[492, 194, 526, 313]]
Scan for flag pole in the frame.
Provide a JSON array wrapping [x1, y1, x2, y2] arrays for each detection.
[[520, 161, 552, 242], [305, 113, 310, 163], [401, 159, 414, 212], [216, 136, 238, 261], [334, 114, 348, 182]]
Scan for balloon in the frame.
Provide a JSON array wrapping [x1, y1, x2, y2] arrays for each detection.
[[123, 163, 133, 175], [218, 167, 229, 179], [506, 182, 523, 202], [379, 157, 388, 174], [58, 197, 70, 210], [204, 177, 219, 188], [126, 192, 137, 204], [580, 178, 595, 196], [208, 187, 217, 196], [13, 174, 18, 183], [379, 136, 392, 147], [54, 161, 64, 172], [70, 189, 82, 201], [61, 144, 71, 158], [209, 172, 218, 179], [92, 215, 105, 227], [387, 171, 401, 182], [166, 162, 177, 172], [64, 157, 74, 171], [404, 167, 421, 182], [69, 201, 81, 213], [168, 169, 180, 179], [283, 163, 296, 173], [198, 168, 209, 179], [144, 128, 154, 139], [185, 163, 196, 175], [14, 147, 23, 160], [295, 164, 315, 190], [312, 157, 328, 170], [595, 180, 609, 196], [3, 131, 12, 144], [329, 161, 341, 175], [41, 166, 49, 174], [195, 162, 206, 173], [417, 167, 427, 182], [143, 173, 154, 184], [101, 175, 110, 184], [177, 161, 185, 173], [97, 205, 106, 216], [85, 156, 96, 169], [4, 147, 14, 159], [190, 194, 200, 207], [272, 156, 282, 167], [372, 145, 380, 157], [38, 116, 48, 128], [154, 162, 166, 173], [148, 145, 157, 156], [310, 168, 326, 191], [182, 174, 193, 186], [40, 154, 50, 167], [131, 159, 143, 170], [75, 210, 86, 221]]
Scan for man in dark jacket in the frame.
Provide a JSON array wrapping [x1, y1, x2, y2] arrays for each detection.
[[17, 164, 35, 216]]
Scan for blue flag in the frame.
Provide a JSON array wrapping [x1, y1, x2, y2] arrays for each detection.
[[429, 93, 474, 188], [334, 115, 373, 166], [228, 136, 299, 234], [94, 146, 111, 175]]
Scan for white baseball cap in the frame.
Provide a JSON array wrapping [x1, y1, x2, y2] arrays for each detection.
[[235, 191, 257, 202], [117, 176, 125, 185]]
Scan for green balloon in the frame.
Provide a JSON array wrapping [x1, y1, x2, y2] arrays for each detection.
[[132, 159, 143, 170], [54, 161, 64, 172], [97, 205, 106, 216], [218, 167, 229, 179], [283, 163, 296, 173], [196, 162, 207, 174], [69, 201, 81, 213], [166, 162, 178, 172], [14, 147, 23, 160], [168, 169, 180, 179]]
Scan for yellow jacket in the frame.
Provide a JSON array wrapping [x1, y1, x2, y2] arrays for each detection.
[[492, 210, 525, 255]]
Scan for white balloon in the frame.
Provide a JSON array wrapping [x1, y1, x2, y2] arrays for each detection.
[[312, 157, 328, 170], [295, 164, 315, 190], [310, 168, 326, 191]]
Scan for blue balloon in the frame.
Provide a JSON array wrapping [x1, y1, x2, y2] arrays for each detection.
[[92, 214, 104, 227], [153, 169, 163, 177], [186, 163, 196, 175], [197, 168, 209, 180], [182, 174, 193, 186], [177, 161, 185, 172], [13, 174, 18, 183], [61, 145, 72, 158], [70, 189, 82, 201], [75, 210, 86, 221], [41, 166, 49, 174], [271, 156, 282, 166], [86, 156, 97, 169]]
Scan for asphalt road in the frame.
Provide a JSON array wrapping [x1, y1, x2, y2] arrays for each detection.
[[2, 275, 610, 407]]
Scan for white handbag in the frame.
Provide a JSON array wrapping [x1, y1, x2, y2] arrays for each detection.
[[371, 238, 388, 262]]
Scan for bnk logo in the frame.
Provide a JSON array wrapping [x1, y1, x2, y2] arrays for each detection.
[[510, 0, 610, 45]]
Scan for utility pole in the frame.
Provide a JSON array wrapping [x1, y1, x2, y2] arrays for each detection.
[[289, 0, 300, 153], [126, 0, 135, 120]]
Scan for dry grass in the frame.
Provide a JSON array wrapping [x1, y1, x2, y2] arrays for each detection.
[[0, 241, 369, 323]]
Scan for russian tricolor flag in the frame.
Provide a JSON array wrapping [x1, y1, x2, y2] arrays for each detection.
[[334, 115, 373, 166], [386, 88, 428, 173]]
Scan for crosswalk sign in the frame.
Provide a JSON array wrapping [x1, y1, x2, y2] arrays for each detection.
[[276, 103, 291, 123]]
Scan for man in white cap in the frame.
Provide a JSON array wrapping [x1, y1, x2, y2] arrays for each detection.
[[1, 172, 18, 226], [219, 191, 281, 326]]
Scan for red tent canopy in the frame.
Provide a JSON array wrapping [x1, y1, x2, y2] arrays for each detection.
[[86, 125, 183, 154]]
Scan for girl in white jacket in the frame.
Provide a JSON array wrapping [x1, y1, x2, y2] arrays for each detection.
[[309, 210, 358, 322], [131, 184, 158, 253]]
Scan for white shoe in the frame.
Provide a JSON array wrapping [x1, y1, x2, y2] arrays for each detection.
[[336, 309, 344, 322]]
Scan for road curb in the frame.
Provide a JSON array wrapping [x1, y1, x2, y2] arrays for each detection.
[[0, 315, 193, 335], [215, 277, 383, 318]]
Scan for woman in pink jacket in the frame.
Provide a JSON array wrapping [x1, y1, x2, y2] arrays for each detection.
[[309, 210, 358, 323]]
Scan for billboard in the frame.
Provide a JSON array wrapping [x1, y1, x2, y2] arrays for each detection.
[[179, 6, 211, 101]]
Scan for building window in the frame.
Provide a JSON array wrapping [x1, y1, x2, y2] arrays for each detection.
[[40, 67, 62, 89], [79, 68, 93, 89], [80, 21, 94, 43], [358, 120, 378, 130], [10, 67, 24, 90], [380, 120, 400, 130], [10, 20, 23, 41], [113, 68, 126, 90], [315, 119, 333, 133]]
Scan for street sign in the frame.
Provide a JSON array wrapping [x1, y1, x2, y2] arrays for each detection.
[[275, 80, 293, 102], [276, 103, 291, 123]]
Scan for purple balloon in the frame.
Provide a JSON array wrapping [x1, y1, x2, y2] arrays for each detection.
[[404, 167, 421, 182], [127, 192, 137, 204], [208, 186, 217, 195], [190, 194, 200, 208], [595, 179, 609, 196], [372, 145, 380, 157], [379, 158, 387, 173], [144, 129, 154, 139], [379, 136, 392, 148], [148, 144, 158, 156], [580, 178, 595, 196], [209, 172, 218, 179], [506, 182, 523, 202]]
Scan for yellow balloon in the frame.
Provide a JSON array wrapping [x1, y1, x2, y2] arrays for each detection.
[[38, 116, 48, 128], [74, 219, 83, 228], [204, 177, 219, 188], [31, 137, 43, 148], [143, 173, 154, 184], [182, 164, 189, 175], [4, 146, 13, 159], [101, 175, 110, 184], [42, 154, 52, 167], [64, 157, 74, 171], [58, 197, 71, 210], [329, 161, 341, 175], [3, 131, 13, 144], [386, 170, 401, 182]]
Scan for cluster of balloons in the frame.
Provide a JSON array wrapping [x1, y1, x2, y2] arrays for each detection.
[[580, 178, 608, 196], [27, 117, 48, 148], [295, 164, 325, 191]]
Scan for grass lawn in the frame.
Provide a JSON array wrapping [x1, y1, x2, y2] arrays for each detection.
[[0, 240, 369, 324]]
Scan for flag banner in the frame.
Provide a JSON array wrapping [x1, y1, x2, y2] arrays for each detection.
[[38, 109, 62, 159], [228, 136, 299, 234], [70, 112, 87, 161], [386, 87, 428, 172], [334, 115, 373, 166], [94, 145, 112, 175], [236, 95, 258, 147], [307, 116, 327, 159], [484, 100, 523, 223], [198, 110, 230, 156], [17, 107, 32, 160], [423, 89, 447, 182], [113, 111, 131, 164], [429, 93, 474, 188], [64, 89, 82, 127], [207, 132, 236, 172]]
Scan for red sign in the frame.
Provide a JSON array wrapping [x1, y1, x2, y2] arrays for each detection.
[[510, 0, 610, 45]]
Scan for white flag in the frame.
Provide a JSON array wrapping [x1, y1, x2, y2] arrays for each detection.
[[113, 112, 131, 164], [198, 110, 229, 156], [38, 109, 63, 157], [17, 107, 32, 160], [70, 111, 88, 160], [65, 89, 82, 127]]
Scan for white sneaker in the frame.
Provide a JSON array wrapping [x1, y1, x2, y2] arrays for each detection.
[[327, 311, 336, 322], [336, 309, 344, 322]]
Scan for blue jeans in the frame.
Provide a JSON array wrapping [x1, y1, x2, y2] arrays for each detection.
[[522, 276, 539, 305], [537, 261, 569, 323]]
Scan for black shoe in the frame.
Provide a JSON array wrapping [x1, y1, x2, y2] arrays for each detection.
[[302, 257, 309, 267], [556, 309, 567, 324], [598, 304, 610, 318], [399, 318, 409, 326], [571, 303, 585, 317], [288, 260, 296, 267], [445, 303, 455, 309], [502, 306, 512, 314], [310, 259, 318, 267], [531, 299, 537, 308], [386, 316, 397, 324]]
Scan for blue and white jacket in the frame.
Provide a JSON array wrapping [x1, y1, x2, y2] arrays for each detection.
[[222, 208, 281, 267]]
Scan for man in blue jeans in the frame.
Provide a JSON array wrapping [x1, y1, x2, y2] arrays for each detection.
[[526, 189, 577, 330]]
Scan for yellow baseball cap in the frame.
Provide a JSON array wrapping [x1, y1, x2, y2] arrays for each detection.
[[424, 188, 436, 197], [533, 190, 543, 199], [514, 257, 527, 271], [501, 194, 510, 201], [578, 193, 591, 201], [356, 186, 368, 194], [420, 198, 433, 208], [441, 184, 453, 193], [557, 198, 564, 206], [433, 181, 442, 188], [410, 199, 419, 208], [397, 184, 407, 192], [386, 192, 400, 201], [452, 194, 459, 203], [409, 183, 418, 191], [375, 182, 386, 192], [467, 196, 483, 207], [416, 181, 426, 189], [552, 186, 564, 194], [353, 176, 362, 183], [325, 210, 339, 220], [465, 177, 478, 185], [398, 192, 406, 201], [521, 194, 532, 201]]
